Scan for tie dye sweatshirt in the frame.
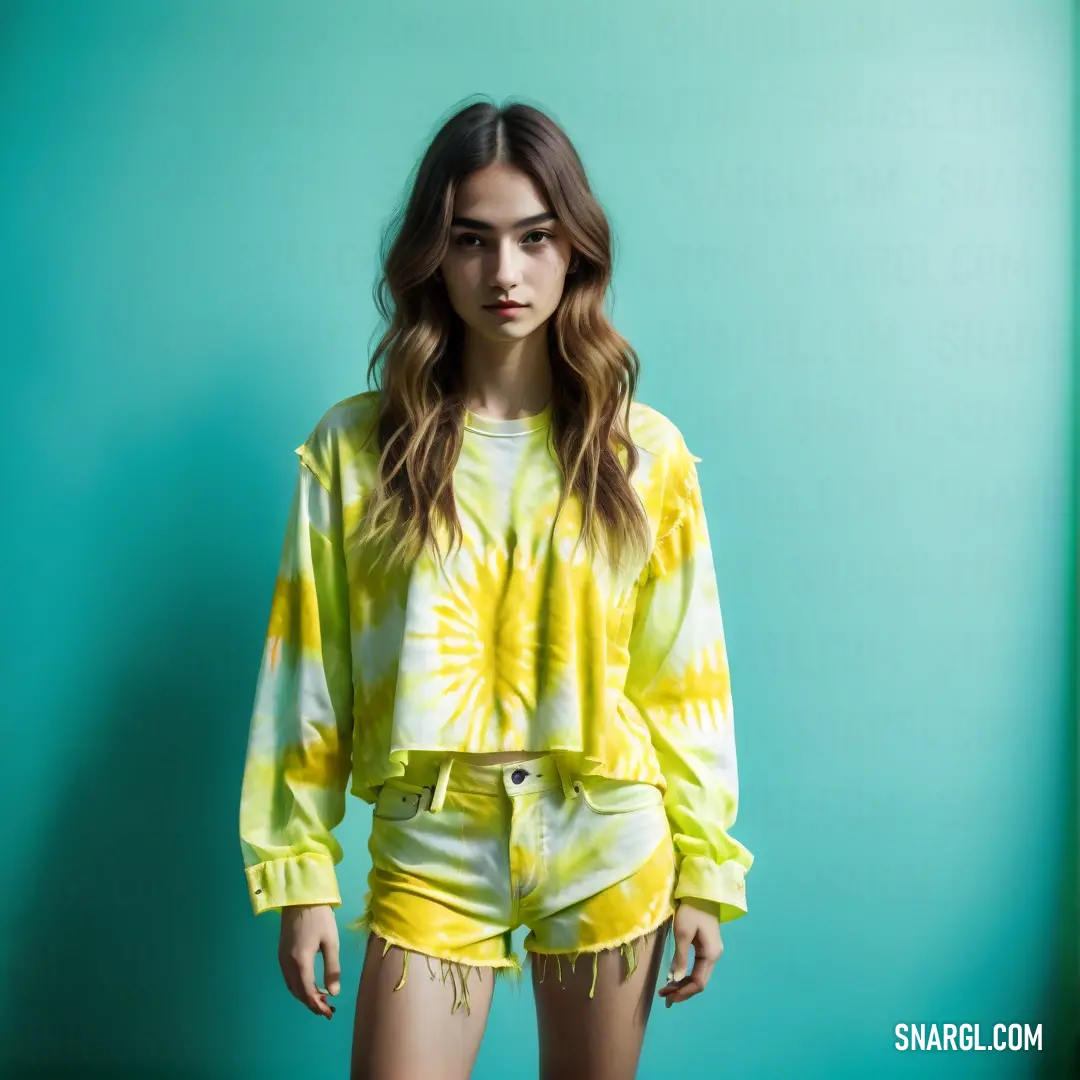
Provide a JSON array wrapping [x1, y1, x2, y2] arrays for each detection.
[[239, 391, 754, 922]]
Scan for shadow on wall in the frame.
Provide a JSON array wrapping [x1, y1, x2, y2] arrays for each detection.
[[0, 361, 345, 1079]]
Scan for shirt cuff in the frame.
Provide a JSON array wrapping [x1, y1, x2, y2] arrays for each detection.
[[245, 852, 342, 915], [674, 854, 749, 922]]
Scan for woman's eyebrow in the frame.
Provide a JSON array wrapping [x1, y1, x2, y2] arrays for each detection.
[[450, 211, 556, 230]]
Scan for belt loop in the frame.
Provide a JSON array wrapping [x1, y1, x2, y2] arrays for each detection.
[[554, 757, 579, 800], [429, 757, 452, 813]]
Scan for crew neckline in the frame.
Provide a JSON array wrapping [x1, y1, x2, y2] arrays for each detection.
[[463, 400, 552, 436]]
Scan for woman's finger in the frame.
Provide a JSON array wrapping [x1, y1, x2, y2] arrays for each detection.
[[664, 971, 707, 1006], [279, 953, 307, 1008], [294, 950, 332, 1017], [662, 947, 717, 1006], [689, 950, 716, 990]]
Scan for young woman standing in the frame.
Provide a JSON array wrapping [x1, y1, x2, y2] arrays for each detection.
[[239, 98, 754, 1080]]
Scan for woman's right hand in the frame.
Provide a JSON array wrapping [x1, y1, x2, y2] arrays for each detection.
[[278, 903, 341, 1019]]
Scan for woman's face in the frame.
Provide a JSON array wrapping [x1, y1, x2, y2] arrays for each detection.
[[439, 163, 575, 343]]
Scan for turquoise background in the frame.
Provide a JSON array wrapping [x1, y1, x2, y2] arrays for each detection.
[[0, 1, 1074, 1077]]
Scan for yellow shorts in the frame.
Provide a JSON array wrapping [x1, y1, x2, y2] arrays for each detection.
[[345, 753, 677, 1014]]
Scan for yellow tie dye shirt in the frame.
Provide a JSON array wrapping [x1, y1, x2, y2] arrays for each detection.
[[239, 391, 754, 923]]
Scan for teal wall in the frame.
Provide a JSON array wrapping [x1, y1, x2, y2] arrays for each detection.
[[1, 2, 1073, 1077]]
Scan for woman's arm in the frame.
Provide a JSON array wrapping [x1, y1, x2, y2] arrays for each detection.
[[238, 450, 354, 915], [623, 434, 754, 923]]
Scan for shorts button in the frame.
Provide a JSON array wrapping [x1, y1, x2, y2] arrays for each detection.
[[511, 768, 527, 784]]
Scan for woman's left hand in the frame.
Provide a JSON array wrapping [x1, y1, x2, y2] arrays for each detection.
[[658, 898, 723, 1008]]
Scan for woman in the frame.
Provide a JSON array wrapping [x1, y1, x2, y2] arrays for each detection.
[[238, 98, 754, 1080]]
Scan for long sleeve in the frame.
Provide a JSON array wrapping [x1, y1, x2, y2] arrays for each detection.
[[239, 450, 354, 916], [623, 436, 754, 922]]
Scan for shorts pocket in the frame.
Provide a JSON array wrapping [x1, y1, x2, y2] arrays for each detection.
[[372, 780, 425, 822], [577, 776, 664, 816]]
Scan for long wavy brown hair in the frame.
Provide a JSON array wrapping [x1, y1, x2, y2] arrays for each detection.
[[355, 96, 652, 577]]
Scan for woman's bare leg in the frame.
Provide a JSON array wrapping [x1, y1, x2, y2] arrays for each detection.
[[532, 922, 670, 1080], [350, 934, 496, 1080]]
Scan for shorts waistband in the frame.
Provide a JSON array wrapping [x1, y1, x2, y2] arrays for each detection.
[[397, 753, 580, 810]]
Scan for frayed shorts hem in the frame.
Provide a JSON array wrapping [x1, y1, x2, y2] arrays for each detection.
[[524, 905, 677, 999], [344, 909, 524, 1015], [342, 904, 676, 1012]]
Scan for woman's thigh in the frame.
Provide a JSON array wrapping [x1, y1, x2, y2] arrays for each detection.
[[525, 775, 678, 1080], [532, 920, 670, 1080], [350, 934, 496, 1080]]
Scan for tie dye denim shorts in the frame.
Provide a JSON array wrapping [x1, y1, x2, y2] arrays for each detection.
[[344, 753, 677, 1014]]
